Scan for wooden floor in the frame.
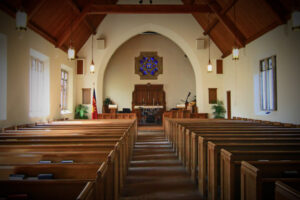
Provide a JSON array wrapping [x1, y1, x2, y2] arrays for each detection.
[[120, 130, 202, 200]]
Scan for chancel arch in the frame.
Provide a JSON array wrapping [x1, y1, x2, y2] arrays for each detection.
[[94, 22, 209, 113], [103, 33, 196, 113]]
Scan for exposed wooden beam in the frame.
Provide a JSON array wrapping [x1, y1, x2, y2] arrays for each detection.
[[28, 0, 47, 20], [222, 50, 232, 58], [56, 3, 92, 48], [28, 22, 58, 45], [261, 0, 286, 24], [66, 0, 96, 33], [0, 2, 16, 18], [246, 21, 279, 44], [88, 4, 212, 14], [208, 1, 246, 47], [204, 0, 238, 35]]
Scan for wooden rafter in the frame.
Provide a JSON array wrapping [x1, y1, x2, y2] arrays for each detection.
[[208, 0, 246, 47], [0, 2, 62, 51], [261, 0, 286, 24], [66, 0, 96, 33], [56, 3, 92, 48], [29, 21, 58, 46], [88, 4, 211, 14], [28, 0, 47, 20], [204, 0, 238, 35]]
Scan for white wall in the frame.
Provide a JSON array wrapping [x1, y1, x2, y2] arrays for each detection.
[[223, 20, 300, 124], [0, 11, 76, 128], [103, 34, 196, 111]]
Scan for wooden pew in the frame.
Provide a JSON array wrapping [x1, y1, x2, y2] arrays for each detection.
[[241, 161, 300, 200], [220, 149, 300, 200], [175, 123, 299, 161], [0, 180, 95, 200], [0, 144, 120, 200], [0, 163, 105, 199], [0, 119, 137, 200], [207, 142, 300, 200], [190, 132, 300, 182], [77, 181, 96, 200], [0, 151, 112, 164], [275, 181, 300, 200], [181, 126, 300, 162], [192, 135, 300, 198]]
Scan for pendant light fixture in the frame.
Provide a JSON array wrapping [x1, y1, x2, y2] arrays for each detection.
[[207, 13, 213, 72], [16, 9, 27, 31], [291, 0, 300, 31], [68, 12, 75, 60], [232, 3, 239, 61], [90, 35, 95, 74], [292, 11, 300, 30]]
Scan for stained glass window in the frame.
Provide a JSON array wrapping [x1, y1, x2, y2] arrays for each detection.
[[135, 52, 162, 80]]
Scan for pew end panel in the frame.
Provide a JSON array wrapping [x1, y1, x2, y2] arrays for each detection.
[[241, 161, 261, 200], [275, 181, 300, 200]]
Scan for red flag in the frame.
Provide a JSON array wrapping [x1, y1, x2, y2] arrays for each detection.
[[92, 88, 98, 119]]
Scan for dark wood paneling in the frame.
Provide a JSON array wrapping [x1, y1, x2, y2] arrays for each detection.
[[208, 88, 217, 104], [77, 60, 83, 75], [82, 88, 91, 104], [216, 59, 223, 74], [227, 90, 231, 119], [132, 84, 166, 109]]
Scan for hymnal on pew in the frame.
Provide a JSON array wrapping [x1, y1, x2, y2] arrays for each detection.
[[282, 170, 299, 178], [9, 174, 26, 180], [37, 174, 54, 179], [39, 160, 52, 164], [61, 160, 74, 163], [26, 177, 38, 180]]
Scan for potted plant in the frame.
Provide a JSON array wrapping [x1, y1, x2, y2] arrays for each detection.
[[211, 100, 226, 119], [103, 97, 113, 113], [74, 104, 88, 119]]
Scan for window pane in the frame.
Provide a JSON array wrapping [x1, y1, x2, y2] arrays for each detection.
[[268, 68, 274, 110], [259, 56, 277, 111], [60, 70, 68, 110], [268, 58, 272, 70], [261, 71, 267, 110]]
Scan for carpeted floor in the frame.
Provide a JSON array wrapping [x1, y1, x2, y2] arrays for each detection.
[[119, 130, 202, 200]]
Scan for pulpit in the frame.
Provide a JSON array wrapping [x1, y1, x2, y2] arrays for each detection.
[[132, 83, 166, 125]]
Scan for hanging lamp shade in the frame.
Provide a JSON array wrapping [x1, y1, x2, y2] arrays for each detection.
[[16, 10, 27, 30], [67, 46, 75, 60], [292, 11, 300, 30], [207, 60, 213, 72], [232, 47, 239, 60], [90, 60, 95, 74]]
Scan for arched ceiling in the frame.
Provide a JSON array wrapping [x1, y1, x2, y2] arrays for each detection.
[[0, 0, 298, 58]]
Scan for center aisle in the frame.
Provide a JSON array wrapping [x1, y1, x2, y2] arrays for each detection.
[[120, 128, 202, 200]]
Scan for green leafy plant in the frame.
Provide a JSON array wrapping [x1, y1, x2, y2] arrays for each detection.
[[75, 104, 88, 119], [211, 100, 226, 119], [103, 97, 113, 106]]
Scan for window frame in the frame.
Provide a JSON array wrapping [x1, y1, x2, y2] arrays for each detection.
[[60, 64, 73, 115], [29, 49, 50, 118], [61, 69, 68, 111], [259, 55, 277, 111]]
